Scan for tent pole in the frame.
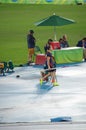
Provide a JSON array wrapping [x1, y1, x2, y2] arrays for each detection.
[[54, 26, 57, 41]]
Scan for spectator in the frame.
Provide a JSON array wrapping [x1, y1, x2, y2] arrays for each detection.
[[59, 34, 69, 48], [62, 34, 69, 47], [59, 38, 64, 48], [76, 37, 86, 61]]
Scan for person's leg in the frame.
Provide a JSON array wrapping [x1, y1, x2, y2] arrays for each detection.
[[48, 69, 56, 83], [51, 71, 56, 82], [42, 73, 50, 81], [40, 71, 45, 79], [28, 48, 32, 63], [51, 71, 59, 86], [28, 48, 34, 63], [31, 48, 34, 63], [40, 72, 50, 85]]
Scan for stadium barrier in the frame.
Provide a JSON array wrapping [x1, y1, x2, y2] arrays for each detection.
[[0, 0, 85, 5]]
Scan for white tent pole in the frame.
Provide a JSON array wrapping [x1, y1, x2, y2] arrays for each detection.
[[54, 26, 57, 41]]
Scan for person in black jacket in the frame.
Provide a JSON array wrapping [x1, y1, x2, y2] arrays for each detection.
[[76, 37, 86, 61], [27, 30, 36, 64]]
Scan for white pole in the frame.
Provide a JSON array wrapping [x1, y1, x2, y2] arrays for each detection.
[[54, 26, 57, 41]]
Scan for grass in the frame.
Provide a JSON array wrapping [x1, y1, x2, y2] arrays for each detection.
[[0, 3, 86, 65]]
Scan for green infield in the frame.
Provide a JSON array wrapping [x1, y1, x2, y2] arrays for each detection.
[[0, 3, 86, 65]]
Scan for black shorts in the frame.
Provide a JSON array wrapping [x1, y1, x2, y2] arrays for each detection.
[[46, 68, 56, 73]]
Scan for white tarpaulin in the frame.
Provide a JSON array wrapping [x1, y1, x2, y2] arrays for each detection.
[[0, 62, 86, 123]]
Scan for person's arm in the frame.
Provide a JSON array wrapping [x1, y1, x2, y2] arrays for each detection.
[[50, 44, 53, 50], [44, 45, 47, 54], [47, 56, 50, 69]]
